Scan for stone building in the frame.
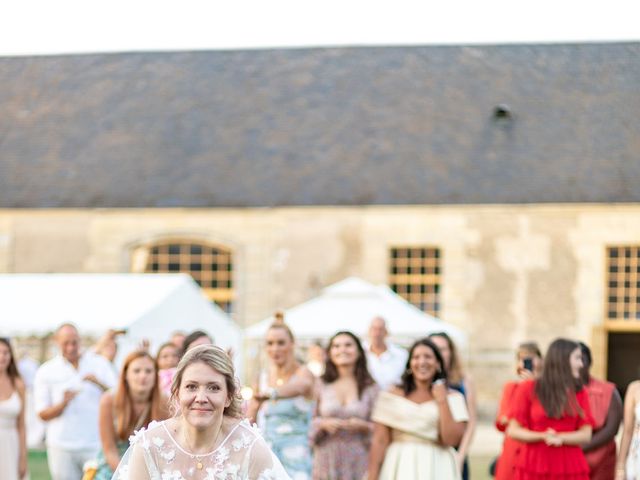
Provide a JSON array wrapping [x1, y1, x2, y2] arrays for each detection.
[[1, 42, 639, 415]]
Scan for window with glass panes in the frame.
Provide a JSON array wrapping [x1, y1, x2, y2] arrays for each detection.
[[144, 241, 234, 313], [389, 247, 441, 316], [606, 246, 640, 321]]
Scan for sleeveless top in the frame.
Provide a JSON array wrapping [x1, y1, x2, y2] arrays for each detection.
[[0, 391, 22, 480], [257, 372, 313, 479], [0, 391, 21, 429]]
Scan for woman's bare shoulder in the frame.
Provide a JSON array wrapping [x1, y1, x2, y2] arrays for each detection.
[[295, 365, 315, 380], [14, 377, 26, 393], [627, 380, 640, 397], [387, 386, 405, 397]]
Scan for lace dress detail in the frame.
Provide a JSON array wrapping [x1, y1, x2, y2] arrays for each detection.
[[626, 403, 640, 479], [111, 419, 291, 480]]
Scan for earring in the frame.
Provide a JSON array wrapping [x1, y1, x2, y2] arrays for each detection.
[[405, 368, 412, 375]]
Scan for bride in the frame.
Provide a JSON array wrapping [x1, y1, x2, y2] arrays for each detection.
[[112, 344, 290, 480]]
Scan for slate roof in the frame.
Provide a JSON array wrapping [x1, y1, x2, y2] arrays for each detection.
[[1, 43, 639, 207]]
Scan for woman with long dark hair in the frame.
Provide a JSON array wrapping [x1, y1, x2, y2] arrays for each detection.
[[507, 338, 594, 479], [429, 332, 477, 479], [0, 337, 27, 480], [93, 350, 169, 479], [368, 338, 468, 480], [311, 331, 379, 480]]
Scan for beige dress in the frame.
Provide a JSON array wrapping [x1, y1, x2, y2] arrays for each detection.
[[372, 390, 469, 480]]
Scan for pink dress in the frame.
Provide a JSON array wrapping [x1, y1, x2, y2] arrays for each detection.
[[157, 368, 175, 397], [310, 382, 379, 480]]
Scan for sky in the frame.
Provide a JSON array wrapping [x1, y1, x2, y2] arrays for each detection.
[[1, 0, 638, 56]]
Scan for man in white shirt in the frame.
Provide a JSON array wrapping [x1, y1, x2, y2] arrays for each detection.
[[34, 323, 117, 480], [363, 316, 408, 390]]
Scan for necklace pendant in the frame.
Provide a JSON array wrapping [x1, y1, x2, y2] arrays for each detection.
[[196, 461, 203, 470]]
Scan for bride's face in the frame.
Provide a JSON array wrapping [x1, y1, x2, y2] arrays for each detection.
[[177, 361, 231, 429]]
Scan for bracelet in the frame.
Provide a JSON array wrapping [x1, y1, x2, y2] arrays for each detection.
[[266, 387, 279, 400]]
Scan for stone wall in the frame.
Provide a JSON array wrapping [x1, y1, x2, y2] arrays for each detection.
[[2, 203, 639, 417]]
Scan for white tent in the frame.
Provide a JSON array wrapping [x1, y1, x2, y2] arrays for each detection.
[[245, 277, 466, 347], [0, 273, 242, 363]]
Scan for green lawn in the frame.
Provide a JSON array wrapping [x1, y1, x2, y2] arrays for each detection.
[[28, 450, 51, 480]]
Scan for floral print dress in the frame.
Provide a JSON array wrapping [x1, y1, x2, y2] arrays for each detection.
[[310, 382, 379, 480], [111, 418, 291, 480], [258, 396, 314, 480]]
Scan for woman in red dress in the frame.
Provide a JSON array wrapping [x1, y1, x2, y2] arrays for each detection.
[[495, 341, 543, 480], [507, 338, 595, 480]]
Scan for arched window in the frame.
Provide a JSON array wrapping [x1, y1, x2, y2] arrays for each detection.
[[137, 240, 234, 313]]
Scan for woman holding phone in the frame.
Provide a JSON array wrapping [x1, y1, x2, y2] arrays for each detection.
[[429, 332, 476, 479], [494, 342, 543, 480], [368, 338, 469, 480], [507, 338, 593, 479]]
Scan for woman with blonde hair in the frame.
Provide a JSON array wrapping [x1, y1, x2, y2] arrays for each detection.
[[616, 374, 640, 479], [247, 312, 315, 479], [156, 342, 180, 397], [494, 341, 543, 479], [113, 344, 291, 479], [94, 350, 169, 479]]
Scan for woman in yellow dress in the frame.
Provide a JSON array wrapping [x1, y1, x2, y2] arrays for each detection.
[[368, 337, 469, 480]]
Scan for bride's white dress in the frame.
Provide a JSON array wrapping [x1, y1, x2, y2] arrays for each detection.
[[111, 418, 291, 480]]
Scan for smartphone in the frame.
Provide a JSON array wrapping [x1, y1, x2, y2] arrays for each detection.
[[523, 357, 534, 372], [433, 367, 446, 382]]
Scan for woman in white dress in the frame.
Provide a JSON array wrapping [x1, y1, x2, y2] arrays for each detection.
[[0, 337, 28, 480], [368, 338, 468, 480], [112, 344, 291, 480], [616, 380, 640, 479]]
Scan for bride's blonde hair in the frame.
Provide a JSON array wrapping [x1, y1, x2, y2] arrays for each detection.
[[170, 344, 242, 418]]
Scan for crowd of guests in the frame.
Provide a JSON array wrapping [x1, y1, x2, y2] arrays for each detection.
[[493, 339, 629, 480], [1, 316, 640, 479], [246, 315, 475, 480]]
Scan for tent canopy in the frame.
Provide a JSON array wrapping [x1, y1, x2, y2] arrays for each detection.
[[245, 277, 466, 347], [0, 273, 242, 361]]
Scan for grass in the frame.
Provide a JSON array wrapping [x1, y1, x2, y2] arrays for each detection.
[[28, 450, 51, 480], [470, 455, 495, 480]]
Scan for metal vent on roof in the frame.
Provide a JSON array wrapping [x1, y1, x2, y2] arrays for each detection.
[[493, 104, 513, 120]]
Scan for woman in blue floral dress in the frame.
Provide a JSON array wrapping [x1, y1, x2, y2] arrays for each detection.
[[247, 313, 316, 480]]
